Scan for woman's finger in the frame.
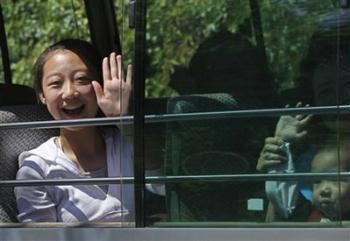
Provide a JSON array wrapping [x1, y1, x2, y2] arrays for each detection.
[[102, 57, 110, 83], [126, 64, 132, 85], [92, 81, 104, 102], [116, 55, 123, 81], [109, 52, 118, 80]]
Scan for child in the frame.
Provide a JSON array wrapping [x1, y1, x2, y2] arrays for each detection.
[[14, 39, 134, 222], [310, 143, 350, 222], [257, 103, 313, 220]]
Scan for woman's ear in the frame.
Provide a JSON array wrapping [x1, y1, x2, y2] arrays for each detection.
[[39, 93, 46, 104]]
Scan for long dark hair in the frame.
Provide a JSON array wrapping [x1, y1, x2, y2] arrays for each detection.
[[297, 9, 350, 105]]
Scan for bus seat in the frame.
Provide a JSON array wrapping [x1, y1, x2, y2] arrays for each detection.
[[0, 84, 37, 106], [0, 105, 58, 222], [165, 93, 253, 221]]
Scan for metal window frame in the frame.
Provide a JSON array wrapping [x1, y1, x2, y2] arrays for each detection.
[[0, 227, 350, 241], [0, 3, 12, 84], [1, 0, 350, 236]]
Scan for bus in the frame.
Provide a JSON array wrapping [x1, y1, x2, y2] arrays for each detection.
[[0, 0, 350, 240]]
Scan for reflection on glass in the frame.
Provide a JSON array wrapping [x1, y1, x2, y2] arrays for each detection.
[[261, 117, 350, 223], [0, 47, 3, 84], [144, 0, 350, 227]]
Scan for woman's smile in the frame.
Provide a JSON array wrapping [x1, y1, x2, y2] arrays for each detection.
[[40, 49, 99, 121]]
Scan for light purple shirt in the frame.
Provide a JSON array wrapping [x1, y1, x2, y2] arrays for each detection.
[[15, 128, 134, 223]]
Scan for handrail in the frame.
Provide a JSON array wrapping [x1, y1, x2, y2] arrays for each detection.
[[2, 172, 349, 187], [1, 105, 349, 130]]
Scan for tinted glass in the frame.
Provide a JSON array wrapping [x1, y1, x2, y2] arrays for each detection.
[[142, 0, 350, 227]]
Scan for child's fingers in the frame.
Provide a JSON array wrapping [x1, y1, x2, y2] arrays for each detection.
[[300, 114, 313, 125], [295, 130, 308, 139], [264, 144, 288, 157], [258, 160, 284, 171], [295, 101, 302, 108], [265, 136, 285, 146], [295, 103, 312, 120]]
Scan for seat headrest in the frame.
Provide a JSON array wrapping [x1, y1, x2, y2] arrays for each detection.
[[0, 84, 37, 106]]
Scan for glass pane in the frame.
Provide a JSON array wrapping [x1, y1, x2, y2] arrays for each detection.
[[0, 0, 134, 227], [115, 0, 134, 68], [0, 47, 4, 84], [115, 0, 136, 226], [143, 0, 350, 227]]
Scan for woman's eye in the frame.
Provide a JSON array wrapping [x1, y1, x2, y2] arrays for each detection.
[[48, 80, 61, 88], [76, 76, 91, 83]]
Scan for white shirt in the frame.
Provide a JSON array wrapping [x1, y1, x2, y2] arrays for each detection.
[[265, 142, 298, 219], [15, 128, 134, 223]]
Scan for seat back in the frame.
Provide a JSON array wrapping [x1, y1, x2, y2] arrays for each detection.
[[0, 84, 37, 106], [0, 105, 58, 222], [165, 93, 253, 221]]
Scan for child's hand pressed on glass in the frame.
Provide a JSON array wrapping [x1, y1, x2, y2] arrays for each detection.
[[274, 102, 312, 143]]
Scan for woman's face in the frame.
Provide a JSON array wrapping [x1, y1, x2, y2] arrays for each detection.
[[40, 50, 99, 121]]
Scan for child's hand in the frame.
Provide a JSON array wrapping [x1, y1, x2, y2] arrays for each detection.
[[275, 102, 312, 143], [92, 52, 132, 117], [257, 137, 287, 172]]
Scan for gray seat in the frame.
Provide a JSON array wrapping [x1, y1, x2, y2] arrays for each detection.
[[165, 93, 252, 221], [0, 105, 58, 222]]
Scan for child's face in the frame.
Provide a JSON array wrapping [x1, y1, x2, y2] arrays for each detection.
[[312, 148, 350, 219], [39, 50, 99, 122]]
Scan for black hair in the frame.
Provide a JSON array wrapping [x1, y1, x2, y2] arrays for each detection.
[[297, 9, 350, 105]]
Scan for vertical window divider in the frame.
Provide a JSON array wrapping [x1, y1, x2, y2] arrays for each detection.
[[133, 0, 147, 228], [0, 3, 12, 84]]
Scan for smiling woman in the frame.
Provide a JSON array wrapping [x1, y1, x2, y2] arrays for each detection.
[[14, 39, 134, 222], [40, 50, 100, 121]]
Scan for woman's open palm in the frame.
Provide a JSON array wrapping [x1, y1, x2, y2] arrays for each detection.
[[92, 52, 132, 117]]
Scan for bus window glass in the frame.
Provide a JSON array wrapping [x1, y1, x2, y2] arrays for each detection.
[[0, 0, 135, 226], [115, 0, 134, 67], [0, 48, 4, 84], [2, 0, 90, 87], [114, 0, 136, 226], [142, 0, 350, 227]]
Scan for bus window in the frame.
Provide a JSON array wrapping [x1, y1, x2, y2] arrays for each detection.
[[0, 0, 134, 226], [115, 0, 134, 68], [141, 0, 350, 227], [0, 48, 3, 84]]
